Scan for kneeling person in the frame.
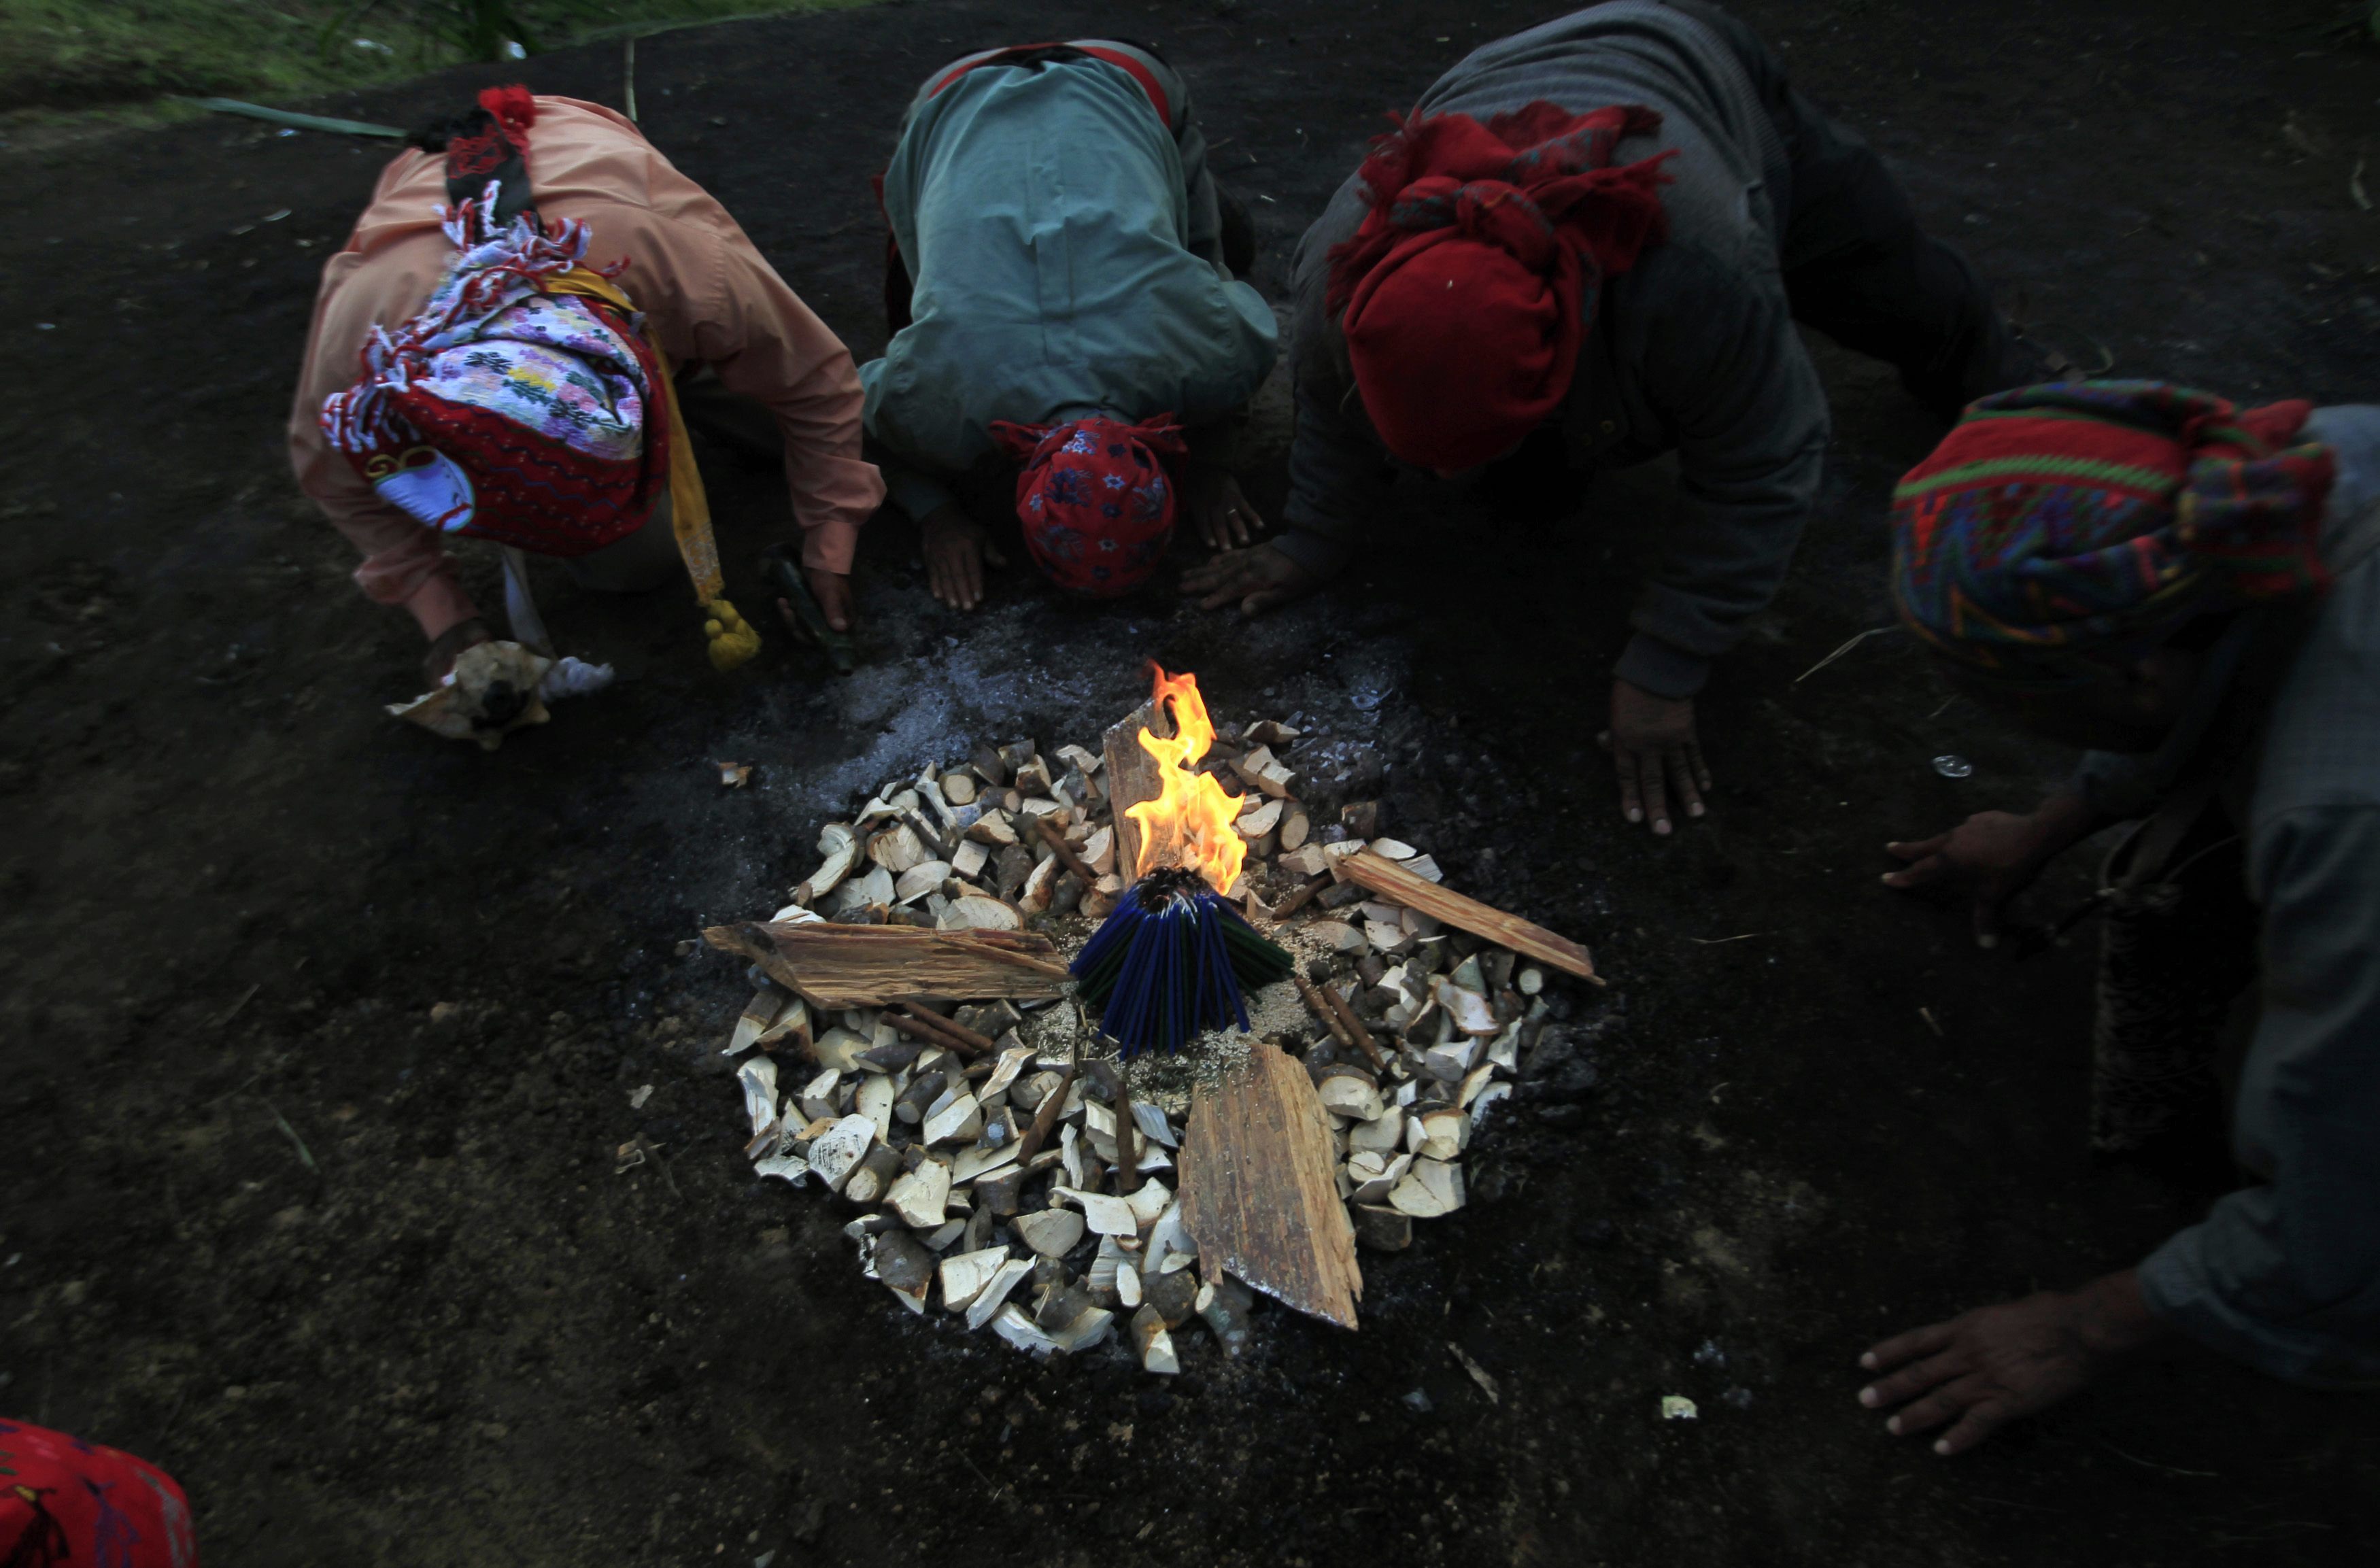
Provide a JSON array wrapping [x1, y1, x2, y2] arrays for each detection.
[[1194, 1, 2023, 832], [864, 39, 1278, 607], [291, 90, 883, 687], [1867, 381, 2380, 1452]]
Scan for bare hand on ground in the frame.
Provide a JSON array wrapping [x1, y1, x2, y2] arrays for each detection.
[[1882, 793, 2096, 948], [1181, 464, 1265, 549], [1180, 543, 1319, 616], [919, 505, 1007, 611], [1599, 679, 1708, 834], [1858, 1272, 2164, 1456]]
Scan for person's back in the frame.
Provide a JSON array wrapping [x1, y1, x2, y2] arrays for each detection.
[[870, 54, 1275, 468], [860, 41, 1279, 607]]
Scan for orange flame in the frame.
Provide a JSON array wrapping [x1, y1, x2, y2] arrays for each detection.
[[1127, 666, 1247, 892]]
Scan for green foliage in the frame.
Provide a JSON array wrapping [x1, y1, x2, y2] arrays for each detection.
[[0, 1, 867, 119]]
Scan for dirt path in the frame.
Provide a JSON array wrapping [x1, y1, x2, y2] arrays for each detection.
[[2, 2, 2375, 1564]]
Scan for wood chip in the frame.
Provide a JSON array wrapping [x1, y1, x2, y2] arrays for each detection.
[[1056, 1187, 1140, 1236], [1389, 1157, 1464, 1218], [1013, 1207, 1086, 1258], [1177, 1041, 1363, 1329], [964, 1257, 1034, 1329], [806, 1114, 877, 1193]]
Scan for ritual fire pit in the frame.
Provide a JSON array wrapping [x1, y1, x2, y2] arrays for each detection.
[[701, 668, 1601, 1371]]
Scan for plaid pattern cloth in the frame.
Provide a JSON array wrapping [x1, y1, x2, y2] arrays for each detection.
[[1890, 381, 2335, 685]]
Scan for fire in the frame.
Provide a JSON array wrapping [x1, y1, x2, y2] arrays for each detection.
[[1127, 666, 1247, 892]]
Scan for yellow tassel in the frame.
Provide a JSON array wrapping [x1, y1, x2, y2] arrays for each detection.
[[703, 598, 762, 672]]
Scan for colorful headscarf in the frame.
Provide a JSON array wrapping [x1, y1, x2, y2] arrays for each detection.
[[320, 103, 669, 559], [1325, 103, 1674, 471], [1890, 381, 2336, 686], [991, 414, 1187, 596], [1, 1419, 196, 1568]]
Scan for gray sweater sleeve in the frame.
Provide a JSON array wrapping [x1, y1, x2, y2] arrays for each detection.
[[1616, 250, 1828, 697], [2138, 803, 2380, 1387]]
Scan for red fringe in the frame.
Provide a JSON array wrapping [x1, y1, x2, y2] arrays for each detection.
[[477, 84, 538, 135]]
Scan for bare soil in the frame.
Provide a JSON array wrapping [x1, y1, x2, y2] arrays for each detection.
[[3, 2, 2377, 1564]]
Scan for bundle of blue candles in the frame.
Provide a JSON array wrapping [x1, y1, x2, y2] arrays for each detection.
[[1070, 866, 1296, 1057]]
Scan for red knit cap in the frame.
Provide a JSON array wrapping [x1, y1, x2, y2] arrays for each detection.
[[1328, 103, 1674, 471]]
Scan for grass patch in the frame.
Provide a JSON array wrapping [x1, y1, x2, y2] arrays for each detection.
[[0, 1, 871, 120]]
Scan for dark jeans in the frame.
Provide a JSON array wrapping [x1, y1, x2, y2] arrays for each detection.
[[1667, 0, 2017, 419]]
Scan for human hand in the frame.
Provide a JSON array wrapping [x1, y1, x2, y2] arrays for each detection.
[[1857, 1271, 2164, 1456], [1599, 679, 1709, 835], [421, 617, 492, 687], [920, 504, 1006, 611], [805, 566, 855, 634], [1180, 543, 1319, 616], [1882, 791, 2095, 948], [1181, 463, 1266, 549]]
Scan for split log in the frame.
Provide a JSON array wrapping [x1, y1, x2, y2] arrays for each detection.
[[1334, 853, 1603, 985], [1102, 700, 1172, 885], [1178, 1040, 1363, 1329], [701, 921, 1067, 1008]]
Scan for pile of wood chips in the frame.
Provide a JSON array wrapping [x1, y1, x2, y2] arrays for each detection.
[[707, 703, 1598, 1372]]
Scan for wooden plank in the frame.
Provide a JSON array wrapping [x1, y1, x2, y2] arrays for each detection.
[[1336, 851, 1604, 985], [1178, 1040, 1362, 1329], [700, 922, 1068, 1008], [1101, 699, 1172, 885]]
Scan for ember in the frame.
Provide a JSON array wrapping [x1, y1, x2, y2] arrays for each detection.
[[1072, 667, 1293, 1055]]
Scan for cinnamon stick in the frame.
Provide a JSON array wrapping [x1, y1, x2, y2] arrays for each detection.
[[1035, 817, 1098, 887], [1293, 973, 1353, 1051], [1319, 983, 1387, 1074], [894, 1002, 998, 1055], [1270, 874, 1331, 919], [1013, 1056, 1078, 1166], [881, 1010, 986, 1059]]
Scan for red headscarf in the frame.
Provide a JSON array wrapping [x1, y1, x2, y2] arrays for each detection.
[[1327, 103, 1675, 470], [991, 415, 1187, 596], [1, 1419, 196, 1567]]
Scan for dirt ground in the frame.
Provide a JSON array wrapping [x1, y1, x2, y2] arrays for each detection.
[[4, 1, 2378, 1563]]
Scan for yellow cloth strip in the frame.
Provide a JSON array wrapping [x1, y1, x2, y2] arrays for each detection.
[[543, 268, 759, 670]]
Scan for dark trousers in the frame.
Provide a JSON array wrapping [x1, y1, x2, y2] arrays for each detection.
[[1668, 0, 2017, 420]]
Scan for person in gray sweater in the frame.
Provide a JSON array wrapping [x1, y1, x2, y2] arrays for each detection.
[[1187, 1, 2020, 833], [1867, 382, 2379, 1453]]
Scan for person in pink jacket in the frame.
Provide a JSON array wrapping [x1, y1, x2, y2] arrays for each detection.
[[290, 90, 883, 683]]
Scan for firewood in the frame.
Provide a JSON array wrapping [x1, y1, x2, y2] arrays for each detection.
[[896, 1002, 998, 1055], [1229, 757, 1292, 802], [707, 921, 1068, 1008], [1102, 700, 1172, 883], [1013, 1207, 1085, 1258], [1280, 809, 1311, 852], [1178, 1041, 1363, 1329], [1334, 853, 1601, 985], [806, 1114, 877, 1193], [1270, 872, 1332, 919], [1387, 1156, 1463, 1218]]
